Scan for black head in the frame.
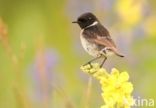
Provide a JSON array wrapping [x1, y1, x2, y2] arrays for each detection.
[[72, 12, 99, 29]]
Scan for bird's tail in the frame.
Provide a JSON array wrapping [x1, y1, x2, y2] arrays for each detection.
[[115, 52, 124, 57], [112, 48, 124, 57]]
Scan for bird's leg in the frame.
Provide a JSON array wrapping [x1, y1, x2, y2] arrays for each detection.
[[100, 56, 107, 68], [83, 55, 102, 67]]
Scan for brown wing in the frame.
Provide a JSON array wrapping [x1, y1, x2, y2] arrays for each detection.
[[94, 36, 116, 48], [82, 24, 124, 57], [83, 23, 116, 48], [92, 37, 124, 57]]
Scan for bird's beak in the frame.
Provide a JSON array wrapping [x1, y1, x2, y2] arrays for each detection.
[[72, 21, 78, 23]]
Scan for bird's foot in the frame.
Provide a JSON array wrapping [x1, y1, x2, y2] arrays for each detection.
[[83, 62, 93, 68]]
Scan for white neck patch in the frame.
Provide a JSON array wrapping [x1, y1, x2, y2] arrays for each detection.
[[84, 21, 98, 29]]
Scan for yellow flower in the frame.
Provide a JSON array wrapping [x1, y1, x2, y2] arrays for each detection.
[[81, 63, 134, 108]]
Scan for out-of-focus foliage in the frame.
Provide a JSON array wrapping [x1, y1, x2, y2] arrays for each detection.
[[116, 0, 142, 28], [0, 0, 156, 108]]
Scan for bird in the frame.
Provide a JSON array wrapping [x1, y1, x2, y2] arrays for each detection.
[[72, 12, 124, 67]]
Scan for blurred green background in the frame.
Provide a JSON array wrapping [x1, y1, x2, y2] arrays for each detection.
[[0, 0, 156, 108]]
